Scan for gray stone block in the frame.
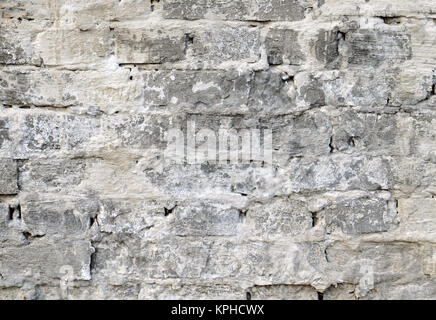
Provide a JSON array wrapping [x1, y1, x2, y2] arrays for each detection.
[[0, 159, 18, 195]]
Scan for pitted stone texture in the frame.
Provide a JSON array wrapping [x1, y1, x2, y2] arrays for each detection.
[[20, 194, 98, 239], [0, 68, 143, 112], [114, 26, 187, 64], [245, 198, 313, 238], [265, 29, 305, 66], [34, 29, 111, 68], [345, 29, 412, 67], [326, 241, 435, 298], [162, 0, 307, 21], [142, 70, 297, 114], [397, 198, 436, 238], [190, 25, 261, 67], [0, 159, 18, 195], [248, 285, 318, 300], [0, 24, 39, 65], [0, 240, 94, 285], [324, 193, 398, 235], [0, 0, 54, 21], [317, 0, 436, 18]]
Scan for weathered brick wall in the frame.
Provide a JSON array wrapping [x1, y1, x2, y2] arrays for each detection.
[[0, 0, 435, 300]]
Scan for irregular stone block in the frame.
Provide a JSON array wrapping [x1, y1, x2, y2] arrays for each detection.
[[143, 70, 250, 108], [12, 112, 101, 157], [346, 29, 412, 67], [34, 29, 111, 68], [405, 19, 436, 67], [162, 0, 250, 20], [118, 163, 276, 199], [143, 70, 295, 114], [204, 240, 329, 287], [331, 111, 436, 158], [246, 198, 313, 238], [0, 202, 9, 231], [390, 68, 435, 106], [247, 71, 297, 113], [312, 70, 391, 108], [294, 73, 326, 107], [166, 201, 241, 236], [324, 194, 397, 234], [162, 0, 306, 21], [0, 68, 77, 107], [270, 111, 332, 157], [252, 0, 306, 21], [331, 110, 398, 154], [103, 113, 180, 150], [315, 28, 342, 68], [0, 26, 37, 65], [20, 195, 98, 238], [96, 199, 240, 238], [317, 0, 436, 18], [19, 158, 98, 196], [191, 26, 261, 67], [248, 285, 318, 300], [283, 155, 392, 193], [0, 0, 53, 20], [412, 115, 436, 161], [0, 67, 143, 111], [397, 198, 436, 237], [327, 242, 429, 291], [265, 29, 304, 65], [58, 0, 151, 30], [390, 157, 436, 191], [138, 283, 243, 300], [0, 240, 94, 285], [323, 283, 357, 300], [0, 159, 18, 195], [92, 238, 328, 287], [21, 114, 62, 152], [132, 239, 211, 279], [96, 199, 165, 237], [360, 280, 436, 300], [0, 117, 10, 149], [114, 26, 187, 64]]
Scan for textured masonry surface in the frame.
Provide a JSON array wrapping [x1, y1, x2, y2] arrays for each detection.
[[0, 0, 435, 300]]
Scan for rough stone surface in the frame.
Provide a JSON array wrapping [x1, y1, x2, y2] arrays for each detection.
[[0, 0, 435, 300]]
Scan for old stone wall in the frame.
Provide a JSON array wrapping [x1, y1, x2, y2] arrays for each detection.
[[0, 0, 435, 300]]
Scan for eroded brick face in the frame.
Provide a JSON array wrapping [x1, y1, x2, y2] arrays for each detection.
[[0, 0, 435, 300]]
